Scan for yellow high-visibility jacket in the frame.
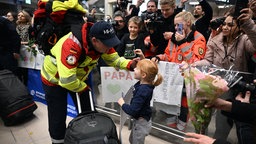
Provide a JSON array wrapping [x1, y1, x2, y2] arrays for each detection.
[[52, 0, 87, 13], [41, 22, 133, 92]]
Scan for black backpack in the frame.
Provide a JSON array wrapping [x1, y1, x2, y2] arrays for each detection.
[[33, 0, 85, 55], [64, 112, 120, 144]]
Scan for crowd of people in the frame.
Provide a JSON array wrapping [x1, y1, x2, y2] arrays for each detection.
[[1, 0, 256, 144]]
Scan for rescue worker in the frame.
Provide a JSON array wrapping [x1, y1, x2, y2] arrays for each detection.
[[151, 11, 207, 131], [41, 21, 138, 144], [152, 11, 206, 63]]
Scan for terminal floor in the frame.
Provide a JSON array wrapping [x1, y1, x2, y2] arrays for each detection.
[[0, 101, 173, 144]]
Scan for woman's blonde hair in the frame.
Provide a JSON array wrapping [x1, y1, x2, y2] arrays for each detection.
[[137, 59, 163, 86], [175, 11, 195, 27], [16, 10, 31, 25]]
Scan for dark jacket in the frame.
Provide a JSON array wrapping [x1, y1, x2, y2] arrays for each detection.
[[0, 17, 20, 54], [195, 0, 213, 41], [121, 81, 155, 121], [0, 17, 21, 75], [213, 101, 256, 144], [150, 7, 183, 55]]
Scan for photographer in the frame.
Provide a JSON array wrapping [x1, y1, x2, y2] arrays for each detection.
[[112, 11, 129, 42], [141, 0, 161, 22], [148, 0, 187, 55], [114, 0, 144, 23]]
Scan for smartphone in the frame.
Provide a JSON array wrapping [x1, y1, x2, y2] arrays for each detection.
[[234, 0, 248, 18], [177, 23, 183, 35], [124, 44, 136, 59]]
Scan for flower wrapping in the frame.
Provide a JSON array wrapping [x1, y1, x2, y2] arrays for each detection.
[[183, 66, 229, 134]]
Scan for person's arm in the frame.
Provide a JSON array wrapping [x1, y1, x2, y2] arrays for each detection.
[[178, 0, 187, 9], [119, 84, 148, 117], [116, 38, 125, 57], [207, 98, 232, 112], [192, 37, 207, 61], [239, 8, 256, 49], [193, 39, 214, 67], [222, 100, 256, 124], [134, 49, 145, 59], [135, 0, 144, 9], [125, 0, 144, 21], [207, 92, 256, 124], [199, 0, 213, 22]]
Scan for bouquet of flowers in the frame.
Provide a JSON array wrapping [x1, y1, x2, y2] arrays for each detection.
[[182, 64, 231, 134]]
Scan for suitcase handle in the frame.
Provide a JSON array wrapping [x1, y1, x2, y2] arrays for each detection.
[[76, 91, 94, 114]]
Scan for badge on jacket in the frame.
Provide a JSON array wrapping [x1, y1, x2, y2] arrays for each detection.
[[66, 55, 77, 65], [177, 54, 183, 61], [198, 47, 204, 55]]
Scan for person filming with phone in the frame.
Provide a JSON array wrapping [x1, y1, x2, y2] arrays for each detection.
[[151, 11, 206, 64]]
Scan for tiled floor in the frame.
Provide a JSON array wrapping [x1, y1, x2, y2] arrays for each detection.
[[0, 101, 173, 144]]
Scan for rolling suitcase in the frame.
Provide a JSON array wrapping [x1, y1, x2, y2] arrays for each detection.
[[0, 70, 37, 126], [64, 91, 120, 144]]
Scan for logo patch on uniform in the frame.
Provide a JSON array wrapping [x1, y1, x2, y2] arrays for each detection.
[[66, 55, 76, 65], [177, 54, 183, 61], [198, 47, 204, 55]]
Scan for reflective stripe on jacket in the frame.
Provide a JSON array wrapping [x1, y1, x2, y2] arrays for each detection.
[[158, 31, 206, 63], [41, 23, 133, 92]]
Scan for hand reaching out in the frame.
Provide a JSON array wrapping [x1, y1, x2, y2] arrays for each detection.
[[163, 32, 173, 40], [134, 49, 145, 59], [118, 97, 125, 107], [151, 57, 159, 63], [235, 91, 251, 103], [237, 8, 253, 24], [183, 132, 216, 144]]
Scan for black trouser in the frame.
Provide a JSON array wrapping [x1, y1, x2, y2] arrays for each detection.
[[236, 121, 256, 144], [214, 90, 234, 140], [42, 83, 91, 142]]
